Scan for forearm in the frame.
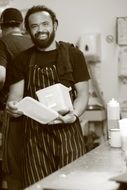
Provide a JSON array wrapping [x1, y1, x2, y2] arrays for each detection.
[[72, 81, 89, 117], [0, 66, 6, 90], [73, 93, 89, 117], [6, 80, 24, 117]]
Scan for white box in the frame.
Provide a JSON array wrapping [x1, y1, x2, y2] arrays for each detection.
[[36, 83, 73, 115], [16, 97, 59, 124]]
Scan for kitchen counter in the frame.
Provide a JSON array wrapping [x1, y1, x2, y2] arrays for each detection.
[[25, 142, 127, 190]]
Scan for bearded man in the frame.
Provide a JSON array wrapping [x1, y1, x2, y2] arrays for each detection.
[[6, 5, 90, 188]]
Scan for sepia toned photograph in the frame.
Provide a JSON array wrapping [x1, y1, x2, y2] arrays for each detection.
[[0, 0, 127, 190]]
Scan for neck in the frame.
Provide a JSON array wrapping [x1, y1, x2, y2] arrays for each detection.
[[2, 27, 22, 36]]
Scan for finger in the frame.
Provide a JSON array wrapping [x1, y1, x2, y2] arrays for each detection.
[[60, 114, 77, 124], [7, 111, 20, 118], [7, 102, 18, 111], [6, 108, 23, 117], [48, 119, 63, 125]]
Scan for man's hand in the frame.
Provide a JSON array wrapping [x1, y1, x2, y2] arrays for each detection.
[[48, 112, 77, 125], [6, 101, 23, 118]]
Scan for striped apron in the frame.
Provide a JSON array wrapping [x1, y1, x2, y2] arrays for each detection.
[[22, 52, 86, 188]]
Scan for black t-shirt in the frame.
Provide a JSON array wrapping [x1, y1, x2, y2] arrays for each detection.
[[0, 34, 32, 67], [0, 34, 33, 109], [10, 45, 90, 86]]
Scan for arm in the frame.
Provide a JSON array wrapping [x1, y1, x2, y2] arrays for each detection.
[[0, 65, 6, 90], [73, 81, 89, 117], [6, 80, 24, 117], [52, 80, 89, 124], [0, 40, 8, 90]]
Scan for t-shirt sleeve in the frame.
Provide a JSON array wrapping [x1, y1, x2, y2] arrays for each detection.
[[9, 52, 28, 85], [0, 40, 8, 67], [70, 47, 90, 83]]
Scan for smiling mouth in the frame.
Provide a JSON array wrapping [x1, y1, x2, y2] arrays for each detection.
[[38, 33, 48, 40]]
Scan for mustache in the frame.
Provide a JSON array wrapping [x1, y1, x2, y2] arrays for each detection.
[[35, 31, 49, 38]]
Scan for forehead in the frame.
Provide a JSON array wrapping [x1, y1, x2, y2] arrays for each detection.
[[28, 11, 52, 24]]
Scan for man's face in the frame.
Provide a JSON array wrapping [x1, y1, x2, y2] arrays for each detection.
[[28, 11, 56, 49]]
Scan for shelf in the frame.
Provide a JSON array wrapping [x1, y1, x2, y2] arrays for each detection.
[[82, 109, 106, 121]]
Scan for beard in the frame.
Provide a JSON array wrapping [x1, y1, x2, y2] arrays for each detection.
[[30, 29, 55, 49]]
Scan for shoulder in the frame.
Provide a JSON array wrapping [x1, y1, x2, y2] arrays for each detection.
[[21, 34, 33, 45], [0, 36, 8, 46], [0, 36, 9, 57], [70, 46, 84, 56], [0, 34, 13, 43], [12, 46, 34, 69], [0, 35, 8, 41], [58, 40, 84, 56], [16, 46, 34, 57], [69, 44, 85, 62], [12, 47, 35, 71]]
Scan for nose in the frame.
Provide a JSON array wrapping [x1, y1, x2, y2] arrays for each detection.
[[38, 23, 44, 31]]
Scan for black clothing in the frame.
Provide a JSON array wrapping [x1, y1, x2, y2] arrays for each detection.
[[10, 42, 89, 89], [0, 33, 32, 190], [0, 33, 32, 109]]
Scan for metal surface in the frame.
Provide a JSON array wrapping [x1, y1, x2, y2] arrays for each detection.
[[25, 142, 127, 190]]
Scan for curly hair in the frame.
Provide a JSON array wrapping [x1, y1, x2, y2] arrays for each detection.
[[24, 5, 58, 32]]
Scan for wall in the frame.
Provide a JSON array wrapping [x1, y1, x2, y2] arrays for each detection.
[[2, 0, 127, 105]]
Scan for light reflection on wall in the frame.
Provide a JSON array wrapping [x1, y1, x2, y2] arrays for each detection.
[[0, 0, 12, 7]]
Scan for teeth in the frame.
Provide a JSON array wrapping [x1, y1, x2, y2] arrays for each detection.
[[38, 34, 47, 39]]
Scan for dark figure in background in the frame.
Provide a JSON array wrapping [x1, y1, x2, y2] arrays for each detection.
[[6, 5, 90, 188], [117, 183, 127, 190], [0, 8, 32, 190]]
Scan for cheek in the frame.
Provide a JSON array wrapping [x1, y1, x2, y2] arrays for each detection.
[[29, 30, 36, 40], [29, 28, 37, 36], [48, 28, 54, 36], [47, 25, 54, 33]]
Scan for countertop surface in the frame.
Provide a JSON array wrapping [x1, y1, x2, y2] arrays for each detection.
[[25, 142, 127, 190]]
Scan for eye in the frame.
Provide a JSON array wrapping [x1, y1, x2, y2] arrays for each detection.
[[43, 21, 49, 26], [31, 24, 38, 29]]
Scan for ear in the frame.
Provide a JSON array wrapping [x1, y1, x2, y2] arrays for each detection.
[[54, 21, 58, 31]]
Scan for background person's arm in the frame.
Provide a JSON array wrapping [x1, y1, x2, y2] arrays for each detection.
[[6, 80, 24, 117], [0, 65, 6, 90]]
